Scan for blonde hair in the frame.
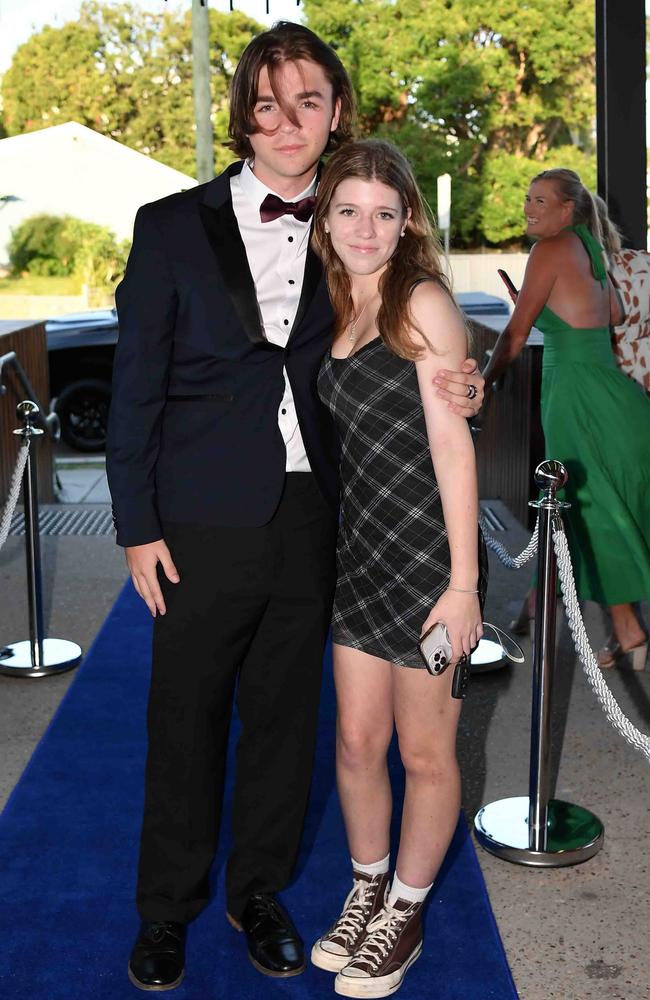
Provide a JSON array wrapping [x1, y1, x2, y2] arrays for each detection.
[[594, 194, 623, 259], [532, 168, 603, 246], [313, 139, 459, 360]]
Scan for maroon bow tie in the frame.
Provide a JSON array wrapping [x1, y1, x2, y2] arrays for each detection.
[[259, 193, 316, 224]]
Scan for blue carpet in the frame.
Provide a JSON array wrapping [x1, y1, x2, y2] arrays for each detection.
[[0, 582, 517, 999]]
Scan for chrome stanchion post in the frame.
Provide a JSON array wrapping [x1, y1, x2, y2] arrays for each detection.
[[474, 460, 604, 867], [528, 461, 563, 851], [20, 401, 45, 668], [0, 401, 82, 678]]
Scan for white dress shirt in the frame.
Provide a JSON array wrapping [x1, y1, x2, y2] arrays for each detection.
[[230, 161, 315, 473]]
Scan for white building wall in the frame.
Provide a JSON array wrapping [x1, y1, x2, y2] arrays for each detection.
[[449, 252, 529, 303]]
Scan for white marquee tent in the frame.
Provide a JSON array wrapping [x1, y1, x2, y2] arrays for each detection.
[[0, 121, 198, 266]]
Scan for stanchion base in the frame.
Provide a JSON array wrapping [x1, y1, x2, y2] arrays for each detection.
[[474, 796, 604, 867], [0, 639, 82, 678]]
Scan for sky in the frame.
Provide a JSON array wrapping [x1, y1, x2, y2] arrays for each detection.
[[0, 0, 303, 72]]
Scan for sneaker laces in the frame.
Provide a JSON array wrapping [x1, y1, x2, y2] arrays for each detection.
[[346, 904, 414, 971], [326, 879, 379, 946]]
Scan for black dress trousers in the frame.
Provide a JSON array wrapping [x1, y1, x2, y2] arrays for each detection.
[[135, 473, 337, 924]]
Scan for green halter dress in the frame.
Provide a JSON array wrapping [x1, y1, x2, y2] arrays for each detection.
[[534, 224, 650, 604]]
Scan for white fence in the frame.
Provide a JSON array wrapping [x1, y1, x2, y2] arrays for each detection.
[[0, 287, 114, 320], [0, 253, 529, 322], [449, 252, 529, 304]]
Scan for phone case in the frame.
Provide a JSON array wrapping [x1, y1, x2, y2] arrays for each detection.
[[418, 622, 452, 676]]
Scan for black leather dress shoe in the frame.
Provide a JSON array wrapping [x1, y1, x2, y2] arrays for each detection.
[[240, 893, 305, 977], [128, 921, 186, 991]]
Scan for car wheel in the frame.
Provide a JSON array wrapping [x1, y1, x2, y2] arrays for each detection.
[[55, 378, 111, 452]]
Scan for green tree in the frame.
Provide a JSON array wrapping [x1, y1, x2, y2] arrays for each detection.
[[480, 146, 597, 244], [8, 213, 129, 289], [8, 214, 77, 276], [1, 2, 263, 177], [63, 217, 130, 289], [2, 20, 105, 135], [304, 0, 596, 245], [2, 0, 598, 244]]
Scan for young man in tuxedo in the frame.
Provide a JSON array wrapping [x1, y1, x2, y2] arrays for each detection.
[[107, 21, 484, 992]]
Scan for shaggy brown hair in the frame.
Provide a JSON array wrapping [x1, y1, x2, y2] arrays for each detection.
[[228, 21, 355, 159], [313, 139, 459, 360]]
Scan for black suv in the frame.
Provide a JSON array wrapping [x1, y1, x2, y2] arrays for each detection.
[[46, 309, 117, 452]]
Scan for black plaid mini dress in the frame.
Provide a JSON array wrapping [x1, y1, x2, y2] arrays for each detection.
[[318, 336, 487, 668]]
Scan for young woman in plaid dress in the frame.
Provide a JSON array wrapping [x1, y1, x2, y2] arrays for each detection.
[[312, 140, 486, 997]]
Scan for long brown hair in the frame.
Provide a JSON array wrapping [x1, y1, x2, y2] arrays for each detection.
[[533, 168, 604, 246], [313, 139, 457, 360], [228, 21, 355, 159]]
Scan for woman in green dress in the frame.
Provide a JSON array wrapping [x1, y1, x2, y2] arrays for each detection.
[[483, 168, 650, 670]]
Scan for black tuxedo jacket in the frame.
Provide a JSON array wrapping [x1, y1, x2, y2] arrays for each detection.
[[106, 162, 340, 547]]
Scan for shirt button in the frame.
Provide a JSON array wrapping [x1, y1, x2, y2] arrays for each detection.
[[288, 236, 294, 243], [281, 408, 287, 415], [283, 319, 289, 326], [288, 279, 295, 285]]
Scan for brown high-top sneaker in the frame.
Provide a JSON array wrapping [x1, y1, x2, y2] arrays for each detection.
[[334, 898, 423, 997], [311, 871, 390, 973]]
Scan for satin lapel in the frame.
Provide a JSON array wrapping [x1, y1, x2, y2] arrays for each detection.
[[288, 240, 324, 341], [199, 175, 266, 347]]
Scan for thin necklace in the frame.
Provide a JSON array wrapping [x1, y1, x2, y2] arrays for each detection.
[[347, 296, 375, 344]]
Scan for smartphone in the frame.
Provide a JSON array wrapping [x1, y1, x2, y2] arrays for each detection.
[[418, 622, 452, 675], [497, 268, 519, 304], [418, 624, 470, 699]]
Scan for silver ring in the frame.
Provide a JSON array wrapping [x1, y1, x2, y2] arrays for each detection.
[[466, 384, 478, 400]]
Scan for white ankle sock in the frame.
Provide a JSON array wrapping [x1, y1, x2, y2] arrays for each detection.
[[387, 872, 432, 907], [351, 853, 390, 877]]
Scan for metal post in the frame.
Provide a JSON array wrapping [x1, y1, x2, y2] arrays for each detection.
[[192, 0, 215, 185], [596, 0, 647, 249], [0, 401, 82, 678], [22, 403, 45, 667], [528, 471, 560, 851], [474, 460, 604, 866], [437, 173, 451, 270]]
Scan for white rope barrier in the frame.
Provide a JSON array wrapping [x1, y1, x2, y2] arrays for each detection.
[[479, 514, 650, 763], [552, 524, 650, 763], [0, 442, 29, 552], [479, 513, 539, 568]]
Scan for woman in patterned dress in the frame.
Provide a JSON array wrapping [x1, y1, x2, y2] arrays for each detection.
[[311, 140, 486, 997], [594, 194, 650, 396]]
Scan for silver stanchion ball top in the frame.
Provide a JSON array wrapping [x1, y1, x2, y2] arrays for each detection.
[[534, 460, 568, 494], [14, 400, 44, 438], [16, 400, 40, 421]]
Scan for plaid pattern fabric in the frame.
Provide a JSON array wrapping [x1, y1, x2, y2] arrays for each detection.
[[318, 339, 487, 668]]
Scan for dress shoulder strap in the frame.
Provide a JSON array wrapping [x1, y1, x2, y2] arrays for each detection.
[[409, 276, 439, 294], [568, 224, 608, 288]]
